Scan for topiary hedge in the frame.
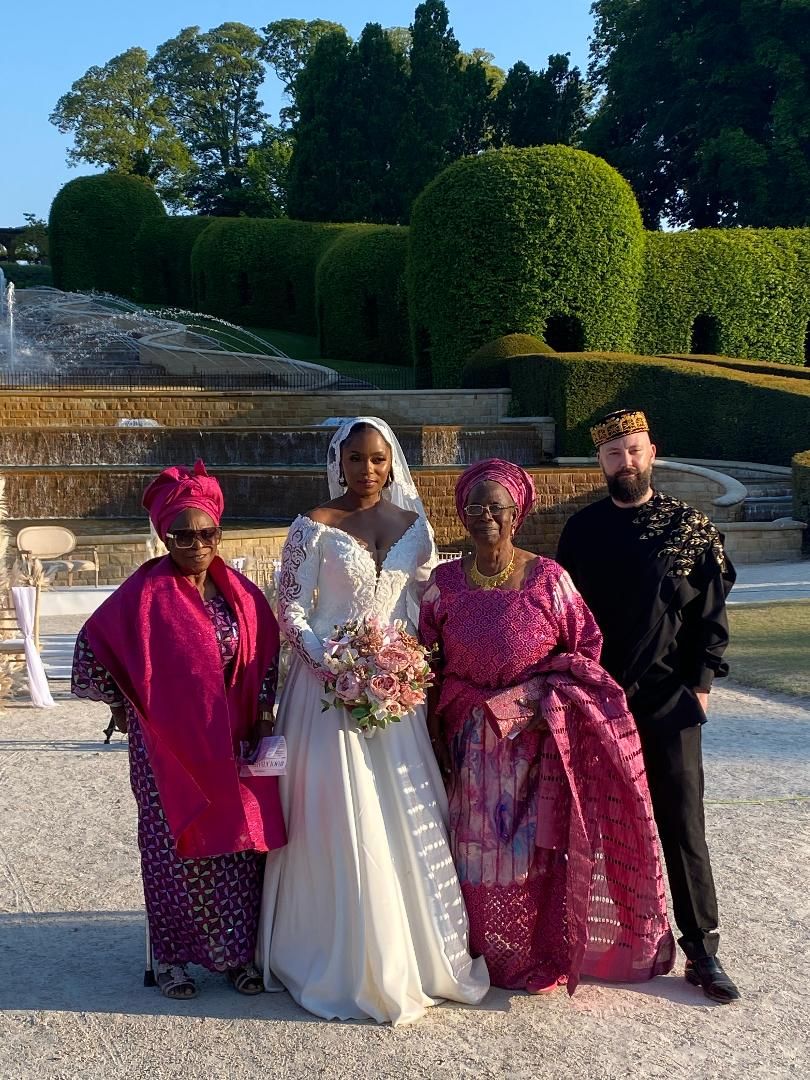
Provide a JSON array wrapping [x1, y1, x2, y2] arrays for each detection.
[[408, 145, 645, 387], [191, 217, 349, 333], [133, 216, 212, 309], [316, 225, 410, 365], [0, 263, 53, 287], [49, 174, 165, 296], [461, 333, 553, 389], [635, 229, 810, 365], [509, 351, 810, 465], [792, 450, 810, 551], [663, 354, 810, 381]]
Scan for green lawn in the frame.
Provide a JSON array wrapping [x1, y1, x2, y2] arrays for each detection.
[[249, 327, 415, 387], [726, 600, 810, 697]]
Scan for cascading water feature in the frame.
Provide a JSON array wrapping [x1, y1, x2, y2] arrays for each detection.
[[0, 287, 340, 386]]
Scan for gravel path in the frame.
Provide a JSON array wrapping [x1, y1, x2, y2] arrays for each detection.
[[1, 684, 808, 1080]]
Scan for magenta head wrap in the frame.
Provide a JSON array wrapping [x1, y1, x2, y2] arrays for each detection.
[[142, 460, 224, 541], [455, 458, 536, 532]]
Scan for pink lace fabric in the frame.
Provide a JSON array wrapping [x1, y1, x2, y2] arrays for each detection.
[[419, 558, 675, 993]]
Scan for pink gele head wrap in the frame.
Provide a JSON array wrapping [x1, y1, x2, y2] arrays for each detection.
[[455, 458, 536, 531], [142, 460, 224, 541]]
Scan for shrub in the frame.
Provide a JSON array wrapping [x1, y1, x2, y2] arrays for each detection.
[[461, 333, 553, 389], [49, 174, 165, 296], [316, 226, 410, 365], [793, 450, 810, 550], [509, 351, 810, 465], [191, 217, 348, 333], [408, 145, 645, 387], [663, 354, 810, 382], [0, 263, 53, 288], [133, 216, 212, 309], [635, 229, 810, 365]]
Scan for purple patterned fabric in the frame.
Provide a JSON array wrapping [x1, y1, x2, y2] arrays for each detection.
[[419, 558, 674, 992], [73, 594, 275, 970]]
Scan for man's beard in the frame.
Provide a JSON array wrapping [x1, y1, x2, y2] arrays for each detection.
[[606, 466, 653, 503]]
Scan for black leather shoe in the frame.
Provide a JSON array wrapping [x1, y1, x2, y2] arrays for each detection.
[[685, 957, 740, 1003]]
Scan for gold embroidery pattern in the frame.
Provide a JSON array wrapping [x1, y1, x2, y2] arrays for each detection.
[[633, 492, 727, 577], [590, 410, 649, 448]]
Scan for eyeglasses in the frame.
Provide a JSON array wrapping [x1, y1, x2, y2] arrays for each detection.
[[165, 527, 222, 548], [463, 503, 516, 517]]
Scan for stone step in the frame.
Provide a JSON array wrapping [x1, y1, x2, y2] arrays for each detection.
[[743, 496, 794, 522], [745, 483, 793, 498]]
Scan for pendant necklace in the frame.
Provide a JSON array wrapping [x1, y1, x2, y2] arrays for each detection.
[[469, 548, 516, 589]]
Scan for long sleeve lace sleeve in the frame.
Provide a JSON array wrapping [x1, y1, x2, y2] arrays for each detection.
[[406, 517, 438, 631], [278, 517, 325, 671]]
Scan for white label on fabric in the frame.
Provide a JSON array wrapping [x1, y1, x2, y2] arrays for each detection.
[[239, 736, 287, 776]]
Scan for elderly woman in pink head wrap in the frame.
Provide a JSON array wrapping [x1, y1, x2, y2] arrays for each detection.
[[71, 461, 285, 1000], [419, 459, 674, 997]]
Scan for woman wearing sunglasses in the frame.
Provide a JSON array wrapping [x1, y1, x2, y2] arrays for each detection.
[[71, 460, 285, 1000], [419, 459, 674, 997]]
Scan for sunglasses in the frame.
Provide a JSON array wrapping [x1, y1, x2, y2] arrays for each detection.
[[165, 527, 222, 548], [463, 503, 516, 517]]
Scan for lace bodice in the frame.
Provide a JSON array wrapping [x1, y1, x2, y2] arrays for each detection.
[[278, 514, 436, 670]]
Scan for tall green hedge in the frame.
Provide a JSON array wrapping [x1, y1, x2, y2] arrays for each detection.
[[0, 263, 53, 288], [49, 174, 165, 296], [635, 229, 810, 365], [793, 450, 810, 550], [191, 217, 348, 333], [408, 146, 645, 387], [133, 216, 212, 309], [315, 225, 410, 365], [509, 351, 810, 465]]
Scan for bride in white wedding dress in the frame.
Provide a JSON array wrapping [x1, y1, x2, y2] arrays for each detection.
[[255, 417, 489, 1024]]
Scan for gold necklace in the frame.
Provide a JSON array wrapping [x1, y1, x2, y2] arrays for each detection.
[[469, 549, 516, 589]]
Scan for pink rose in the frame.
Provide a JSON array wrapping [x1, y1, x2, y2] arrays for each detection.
[[367, 673, 400, 705], [376, 644, 412, 673], [334, 670, 363, 703], [400, 685, 424, 710]]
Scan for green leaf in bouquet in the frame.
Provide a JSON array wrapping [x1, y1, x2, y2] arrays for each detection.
[[351, 706, 368, 719]]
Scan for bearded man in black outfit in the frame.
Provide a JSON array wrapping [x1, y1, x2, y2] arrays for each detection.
[[556, 409, 740, 1003]]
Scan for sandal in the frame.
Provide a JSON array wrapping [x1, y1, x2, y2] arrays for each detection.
[[156, 963, 198, 999], [227, 962, 264, 996]]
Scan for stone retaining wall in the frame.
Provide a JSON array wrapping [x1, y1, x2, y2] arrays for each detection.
[[8, 527, 289, 588], [0, 389, 509, 429]]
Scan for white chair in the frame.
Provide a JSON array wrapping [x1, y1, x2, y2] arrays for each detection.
[[437, 550, 463, 562], [16, 526, 100, 588]]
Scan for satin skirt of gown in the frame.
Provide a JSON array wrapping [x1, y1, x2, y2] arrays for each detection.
[[256, 653, 490, 1025]]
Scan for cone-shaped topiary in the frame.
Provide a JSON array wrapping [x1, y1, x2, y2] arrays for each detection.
[[461, 332, 553, 388], [49, 173, 165, 296], [408, 145, 645, 387]]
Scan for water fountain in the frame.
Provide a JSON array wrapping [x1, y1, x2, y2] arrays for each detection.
[[0, 270, 15, 368], [2, 287, 339, 385]]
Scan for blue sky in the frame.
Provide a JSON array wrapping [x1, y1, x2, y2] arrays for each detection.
[[1, 1, 596, 224]]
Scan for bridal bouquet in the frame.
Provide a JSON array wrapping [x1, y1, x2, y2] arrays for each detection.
[[321, 616, 435, 735]]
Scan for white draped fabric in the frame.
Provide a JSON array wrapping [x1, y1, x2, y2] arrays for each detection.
[[11, 586, 56, 709]]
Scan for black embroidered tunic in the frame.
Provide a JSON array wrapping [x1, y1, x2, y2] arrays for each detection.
[[556, 491, 736, 732]]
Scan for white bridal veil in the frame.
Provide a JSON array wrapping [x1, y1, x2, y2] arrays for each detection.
[[325, 416, 427, 520], [325, 417, 436, 623]]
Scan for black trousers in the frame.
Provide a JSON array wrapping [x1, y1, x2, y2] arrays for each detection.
[[638, 723, 720, 960]]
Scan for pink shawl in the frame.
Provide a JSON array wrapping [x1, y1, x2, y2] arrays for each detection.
[[486, 652, 675, 992], [84, 554, 286, 858]]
